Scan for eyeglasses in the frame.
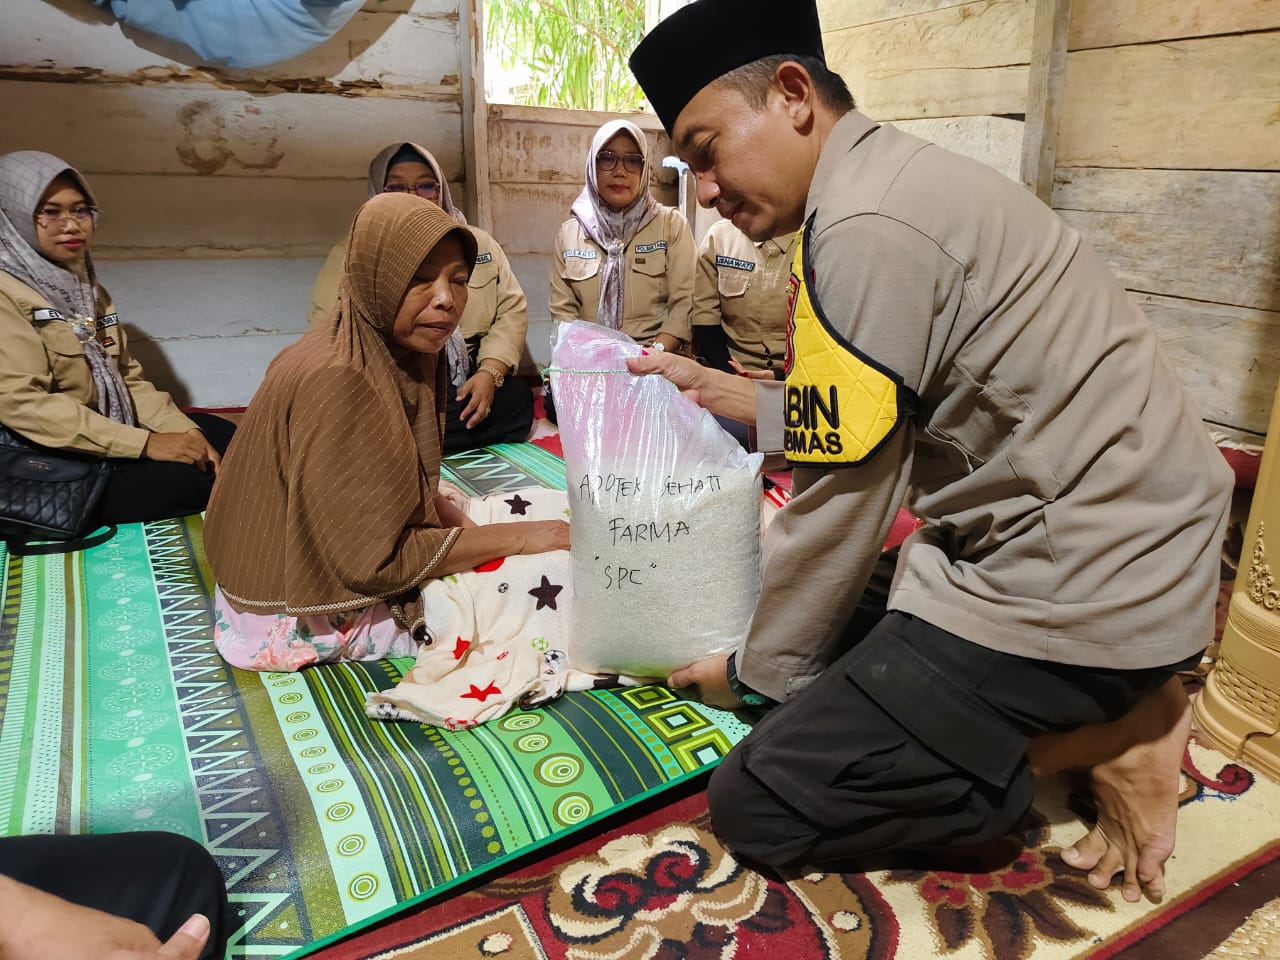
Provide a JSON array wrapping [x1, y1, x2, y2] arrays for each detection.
[[384, 182, 441, 200], [36, 205, 99, 228], [595, 151, 645, 174]]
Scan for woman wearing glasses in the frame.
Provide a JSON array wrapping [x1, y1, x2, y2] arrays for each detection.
[[549, 119, 695, 353], [0, 151, 234, 525], [311, 142, 533, 453]]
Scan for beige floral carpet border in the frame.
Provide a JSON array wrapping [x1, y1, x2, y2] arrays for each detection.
[[310, 738, 1280, 960]]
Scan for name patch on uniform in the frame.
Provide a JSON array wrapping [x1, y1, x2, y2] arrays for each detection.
[[634, 241, 667, 255], [97, 313, 120, 330], [563, 249, 598, 261], [715, 255, 755, 272], [473, 252, 493, 265], [31, 308, 65, 323]]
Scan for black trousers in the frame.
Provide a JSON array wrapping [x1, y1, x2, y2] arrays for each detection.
[[0, 831, 229, 959], [443, 372, 534, 454], [94, 413, 236, 526], [708, 549, 1199, 868]]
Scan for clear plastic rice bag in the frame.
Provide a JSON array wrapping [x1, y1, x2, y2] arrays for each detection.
[[550, 321, 763, 678]]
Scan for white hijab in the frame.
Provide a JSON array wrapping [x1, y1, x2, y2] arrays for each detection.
[[569, 120, 659, 332]]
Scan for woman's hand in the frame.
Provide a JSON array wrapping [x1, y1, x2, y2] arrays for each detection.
[[143, 429, 220, 473], [193, 429, 222, 472], [668, 653, 738, 709], [728, 358, 777, 380], [456, 371, 497, 429], [433, 490, 475, 529], [437, 478, 469, 512], [652, 333, 683, 354], [516, 519, 570, 555], [432, 520, 568, 575]]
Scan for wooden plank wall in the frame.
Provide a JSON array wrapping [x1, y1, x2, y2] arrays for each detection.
[[485, 105, 676, 369], [818, 0, 1280, 439], [818, 1, 1029, 180], [1055, 0, 1280, 438], [0, 0, 467, 406]]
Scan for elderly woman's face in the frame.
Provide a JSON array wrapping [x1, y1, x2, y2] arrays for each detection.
[[34, 175, 95, 269], [392, 234, 470, 353], [596, 131, 644, 211]]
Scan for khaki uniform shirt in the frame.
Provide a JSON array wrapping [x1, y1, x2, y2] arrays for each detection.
[[743, 111, 1233, 703], [0, 271, 195, 459], [548, 205, 695, 345], [691, 218, 796, 373], [310, 225, 528, 373]]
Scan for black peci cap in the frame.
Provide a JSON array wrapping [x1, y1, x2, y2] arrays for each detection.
[[629, 0, 826, 134]]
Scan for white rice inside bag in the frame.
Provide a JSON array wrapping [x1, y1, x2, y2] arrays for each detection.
[[550, 321, 763, 677]]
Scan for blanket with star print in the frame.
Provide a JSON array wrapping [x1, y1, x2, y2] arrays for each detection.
[[366, 487, 632, 730]]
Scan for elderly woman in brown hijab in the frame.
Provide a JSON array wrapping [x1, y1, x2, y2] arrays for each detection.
[[310, 142, 533, 454], [204, 194, 568, 672]]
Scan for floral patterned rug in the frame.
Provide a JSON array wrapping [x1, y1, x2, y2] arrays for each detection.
[[306, 734, 1280, 960]]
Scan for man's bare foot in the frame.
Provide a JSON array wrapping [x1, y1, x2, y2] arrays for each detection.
[[1059, 677, 1192, 904]]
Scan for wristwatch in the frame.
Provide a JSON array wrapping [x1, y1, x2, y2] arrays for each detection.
[[726, 651, 774, 708], [477, 364, 506, 389]]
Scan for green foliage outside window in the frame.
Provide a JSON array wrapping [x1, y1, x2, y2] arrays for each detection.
[[485, 0, 646, 112]]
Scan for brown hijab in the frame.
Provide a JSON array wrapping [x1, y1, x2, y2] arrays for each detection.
[[205, 194, 478, 629]]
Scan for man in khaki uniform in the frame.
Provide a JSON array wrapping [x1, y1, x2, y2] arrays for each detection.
[[628, 0, 1232, 903], [691, 218, 795, 376]]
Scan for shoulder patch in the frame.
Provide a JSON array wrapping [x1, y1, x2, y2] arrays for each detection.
[[562, 249, 598, 261], [97, 312, 120, 330], [31, 308, 65, 323], [473, 252, 494, 265], [634, 240, 667, 255], [783, 216, 917, 467], [715, 255, 756, 272]]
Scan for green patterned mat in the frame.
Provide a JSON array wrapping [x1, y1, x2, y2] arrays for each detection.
[[0, 443, 751, 958]]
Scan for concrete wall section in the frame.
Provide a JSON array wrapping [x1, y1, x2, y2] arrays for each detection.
[[0, 0, 467, 407], [103, 258, 323, 409]]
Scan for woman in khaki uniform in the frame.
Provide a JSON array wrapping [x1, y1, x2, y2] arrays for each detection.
[[311, 142, 532, 453], [0, 151, 234, 526], [549, 119, 695, 351], [691, 217, 796, 378], [546, 119, 695, 422]]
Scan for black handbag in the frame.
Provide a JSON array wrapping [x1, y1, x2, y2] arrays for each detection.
[[0, 423, 116, 555]]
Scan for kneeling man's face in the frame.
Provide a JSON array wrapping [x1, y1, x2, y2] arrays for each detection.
[[673, 78, 812, 242]]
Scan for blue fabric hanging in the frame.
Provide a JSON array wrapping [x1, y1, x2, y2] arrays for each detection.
[[98, 0, 369, 69]]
